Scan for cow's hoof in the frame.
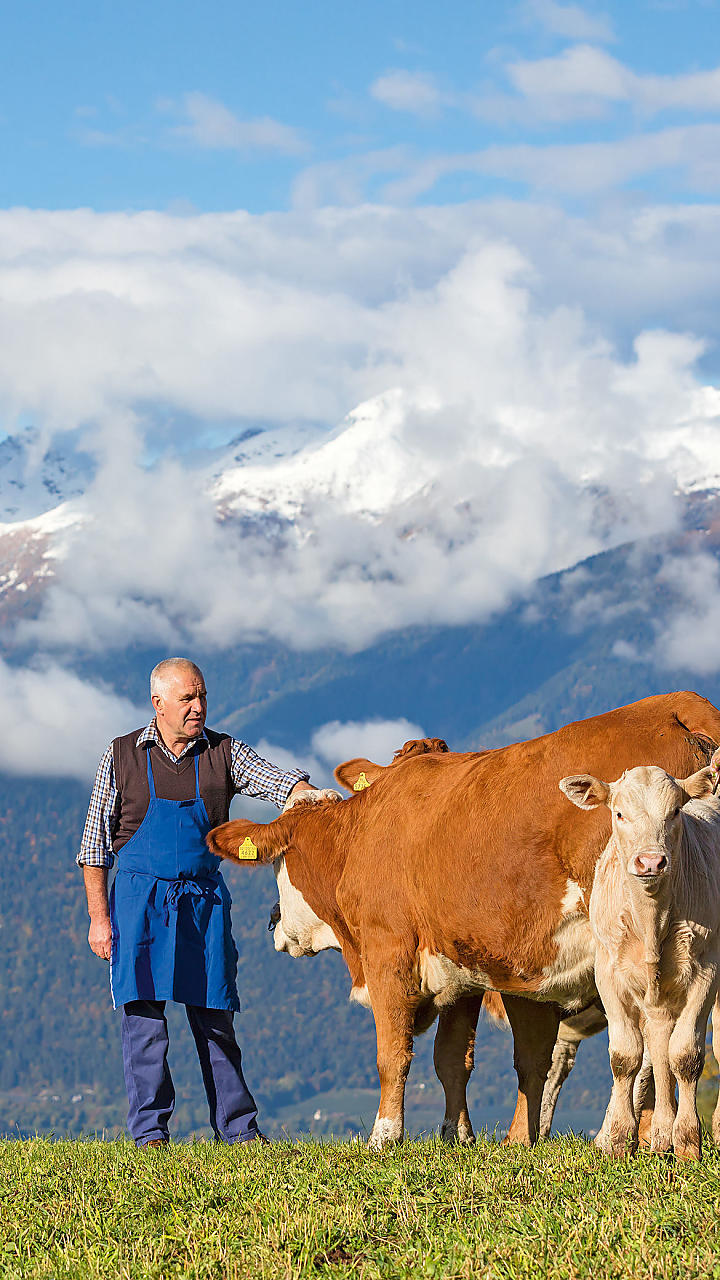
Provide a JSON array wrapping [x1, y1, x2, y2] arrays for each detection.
[[599, 1127, 637, 1158], [440, 1121, 475, 1146], [673, 1125, 701, 1161], [368, 1115, 402, 1151], [501, 1131, 532, 1148], [650, 1126, 673, 1155]]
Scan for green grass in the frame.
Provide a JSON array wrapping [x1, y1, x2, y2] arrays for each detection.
[[2, 1136, 720, 1279]]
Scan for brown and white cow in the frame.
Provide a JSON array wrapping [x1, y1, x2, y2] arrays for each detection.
[[561, 760, 720, 1159], [208, 691, 720, 1150], [335, 746, 610, 1142]]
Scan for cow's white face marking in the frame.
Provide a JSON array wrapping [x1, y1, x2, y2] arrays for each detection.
[[272, 857, 341, 957], [538, 878, 596, 1008]]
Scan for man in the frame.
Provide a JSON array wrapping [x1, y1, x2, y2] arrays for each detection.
[[78, 656, 317, 1148]]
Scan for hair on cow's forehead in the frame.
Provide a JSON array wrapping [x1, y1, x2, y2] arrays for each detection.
[[611, 766, 683, 814]]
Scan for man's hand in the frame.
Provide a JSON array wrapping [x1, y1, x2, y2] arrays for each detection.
[[283, 786, 343, 813], [88, 915, 112, 961], [83, 866, 112, 961]]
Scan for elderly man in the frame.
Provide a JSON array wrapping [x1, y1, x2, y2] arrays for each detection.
[[78, 656, 317, 1148]]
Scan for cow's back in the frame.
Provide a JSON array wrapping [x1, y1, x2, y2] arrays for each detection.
[[334, 692, 720, 994]]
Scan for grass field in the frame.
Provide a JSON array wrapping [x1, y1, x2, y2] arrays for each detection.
[[2, 1136, 720, 1279]]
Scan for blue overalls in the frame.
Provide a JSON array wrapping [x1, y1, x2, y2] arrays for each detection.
[[109, 748, 259, 1145]]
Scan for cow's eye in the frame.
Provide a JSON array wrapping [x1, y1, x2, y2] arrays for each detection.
[[616, 811, 623, 820], [673, 806, 680, 817]]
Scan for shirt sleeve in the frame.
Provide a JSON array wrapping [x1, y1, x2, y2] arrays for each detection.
[[229, 739, 309, 809], [77, 744, 120, 868]]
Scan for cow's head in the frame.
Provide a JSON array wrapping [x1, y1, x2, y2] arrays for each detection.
[[334, 737, 450, 792], [207, 794, 343, 958], [559, 763, 716, 881]]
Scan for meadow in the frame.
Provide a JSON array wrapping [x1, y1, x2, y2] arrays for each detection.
[[2, 1135, 720, 1280]]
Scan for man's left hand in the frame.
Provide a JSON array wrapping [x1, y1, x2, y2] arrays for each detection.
[[283, 786, 343, 813]]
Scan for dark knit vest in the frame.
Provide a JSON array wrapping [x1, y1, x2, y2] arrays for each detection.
[[112, 727, 233, 855]]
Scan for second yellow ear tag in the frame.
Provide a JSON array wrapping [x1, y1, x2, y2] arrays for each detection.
[[237, 837, 259, 860], [353, 772, 371, 791]]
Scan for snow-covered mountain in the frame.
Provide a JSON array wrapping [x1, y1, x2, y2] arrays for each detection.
[[1, 388, 720, 641], [0, 429, 94, 522]]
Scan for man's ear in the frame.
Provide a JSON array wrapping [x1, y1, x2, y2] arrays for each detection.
[[559, 774, 611, 810]]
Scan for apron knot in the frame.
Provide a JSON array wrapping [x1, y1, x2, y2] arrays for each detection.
[[162, 875, 219, 927]]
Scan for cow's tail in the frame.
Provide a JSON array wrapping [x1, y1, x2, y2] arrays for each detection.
[[207, 812, 299, 865], [482, 990, 509, 1028]]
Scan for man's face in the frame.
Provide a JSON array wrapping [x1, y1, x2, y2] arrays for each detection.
[[152, 669, 207, 743]]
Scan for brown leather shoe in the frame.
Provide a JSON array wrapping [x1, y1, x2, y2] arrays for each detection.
[[138, 1138, 168, 1148]]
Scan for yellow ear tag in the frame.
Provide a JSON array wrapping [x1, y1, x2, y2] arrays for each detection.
[[237, 837, 259, 861], [353, 772, 371, 792]]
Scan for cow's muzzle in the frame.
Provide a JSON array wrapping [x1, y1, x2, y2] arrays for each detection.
[[632, 852, 668, 877]]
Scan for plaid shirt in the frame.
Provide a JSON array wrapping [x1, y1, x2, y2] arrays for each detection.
[[77, 720, 308, 868]]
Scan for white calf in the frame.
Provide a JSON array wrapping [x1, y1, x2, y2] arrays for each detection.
[[560, 762, 720, 1160]]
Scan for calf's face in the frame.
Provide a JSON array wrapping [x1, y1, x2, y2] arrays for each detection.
[[560, 764, 716, 881]]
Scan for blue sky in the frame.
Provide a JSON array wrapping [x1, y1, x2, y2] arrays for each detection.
[[3, 0, 720, 212], [4, 0, 720, 709]]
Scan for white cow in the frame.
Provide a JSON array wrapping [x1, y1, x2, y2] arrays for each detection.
[[560, 761, 720, 1160]]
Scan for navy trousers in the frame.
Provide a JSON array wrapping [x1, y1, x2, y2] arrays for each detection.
[[121, 1000, 260, 1145]]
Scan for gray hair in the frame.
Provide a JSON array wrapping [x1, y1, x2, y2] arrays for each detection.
[[150, 657, 204, 699]]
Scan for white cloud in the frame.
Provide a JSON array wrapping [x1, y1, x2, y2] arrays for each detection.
[[370, 70, 447, 116], [504, 45, 720, 122], [172, 92, 307, 155], [525, 0, 615, 42], [0, 205, 720, 657], [467, 124, 720, 195], [0, 660, 143, 780], [311, 718, 426, 767], [291, 124, 720, 206], [653, 552, 720, 675]]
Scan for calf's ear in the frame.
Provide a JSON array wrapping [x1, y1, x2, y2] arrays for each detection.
[[559, 774, 610, 810], [678, 765, 717, 802]]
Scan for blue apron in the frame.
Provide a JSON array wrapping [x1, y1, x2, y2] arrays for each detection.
[[109, 749, 240, 1012]]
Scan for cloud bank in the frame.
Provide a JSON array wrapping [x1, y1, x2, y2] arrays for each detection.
[[0, 660, 144, 781], [0, 202, 719, 668]]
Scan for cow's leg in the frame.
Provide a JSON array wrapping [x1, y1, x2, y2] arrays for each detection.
[[632, 1045, 655, 1147], [539, 1030, 579, 1140], [502, 996, 560, 1146], [668, 965, 717, 1161], [434, 994, 482, 1145], [594, 955, 643, 1157], [643, 1011, 676, 1154], [540, 1002, 608, 1139], [711, 993, 720, 1147], [365, 951, 418, 1152]]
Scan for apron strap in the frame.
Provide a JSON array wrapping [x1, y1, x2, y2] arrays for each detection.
[[194, 752, 201, 800], [146, 747, 157, 799]]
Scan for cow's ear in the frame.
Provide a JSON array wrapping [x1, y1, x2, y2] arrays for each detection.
[[678, 765, 717, 802], [334, 757, 384, 792], [559, 774, 610, 810]]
